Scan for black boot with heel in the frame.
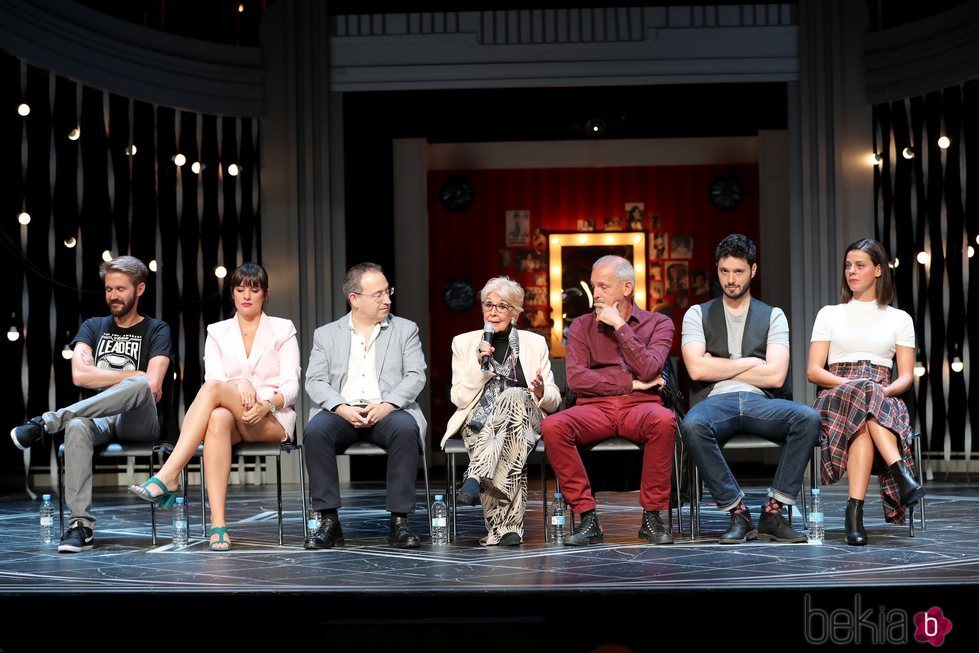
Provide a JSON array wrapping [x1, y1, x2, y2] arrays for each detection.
[[845, 497, 867, 546]]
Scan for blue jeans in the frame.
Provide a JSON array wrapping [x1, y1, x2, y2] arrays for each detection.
[[680, 392, 820, 511]]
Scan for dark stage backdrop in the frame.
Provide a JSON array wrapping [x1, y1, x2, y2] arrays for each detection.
[[0, 53, 261, 477], [428, 163, 760, 437], [873, 79, 977, 466]]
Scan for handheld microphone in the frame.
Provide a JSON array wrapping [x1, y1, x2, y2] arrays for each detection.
[[480, 322, 494, 372]]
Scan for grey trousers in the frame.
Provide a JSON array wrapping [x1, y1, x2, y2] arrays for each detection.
[[43, 376, 160, 528]]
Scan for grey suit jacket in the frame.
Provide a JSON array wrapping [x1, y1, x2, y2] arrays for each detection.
[[305, 313, 428, 436]]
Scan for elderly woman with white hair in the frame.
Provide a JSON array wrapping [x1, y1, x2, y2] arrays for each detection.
[[441, 276, 561, 545]]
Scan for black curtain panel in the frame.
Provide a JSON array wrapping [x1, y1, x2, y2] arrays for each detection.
[[0, 52, 261, 476]]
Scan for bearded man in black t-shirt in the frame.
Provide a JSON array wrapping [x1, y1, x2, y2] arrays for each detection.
[[10, 256, 171, 552]]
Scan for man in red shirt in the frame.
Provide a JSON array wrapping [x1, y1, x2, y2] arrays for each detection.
[[542, 255, 676, 545]]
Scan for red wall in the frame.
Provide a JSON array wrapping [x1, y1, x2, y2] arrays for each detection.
[[427, 164, 760, 437]]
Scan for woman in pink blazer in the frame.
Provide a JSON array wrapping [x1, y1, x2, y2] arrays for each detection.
[[129, 263, 301, 550], [441, 277, 561, 545]]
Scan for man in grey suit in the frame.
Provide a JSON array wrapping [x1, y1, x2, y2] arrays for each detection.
[[304, 262, 428, 549]]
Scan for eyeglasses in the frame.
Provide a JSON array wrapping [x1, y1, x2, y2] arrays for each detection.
[[482, 301, 512, 313], [354, 287, 395, 302]]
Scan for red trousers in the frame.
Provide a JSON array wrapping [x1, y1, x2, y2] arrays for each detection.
[[541, 394, 675, 513]]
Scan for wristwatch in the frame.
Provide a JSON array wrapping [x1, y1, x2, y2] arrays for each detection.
[[266, 400, 276, 414]]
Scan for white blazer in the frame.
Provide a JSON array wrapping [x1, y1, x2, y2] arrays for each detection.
[[204, 313, 302, 439], [440, 329, 561, 447]]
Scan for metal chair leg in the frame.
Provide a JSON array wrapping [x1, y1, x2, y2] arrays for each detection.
[[422, 445, 432, 540], [299, 447, 309, 541], [540, 447, 549, 542], [449, 452, 458, 542], [149, 454, 157, 546], [276, 455, 284, 546]]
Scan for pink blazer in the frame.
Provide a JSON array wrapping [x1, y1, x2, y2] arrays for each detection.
[[204, 313, 301, 439]]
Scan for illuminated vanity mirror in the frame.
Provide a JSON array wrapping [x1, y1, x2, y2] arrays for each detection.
[[548, 232, 647, 357]]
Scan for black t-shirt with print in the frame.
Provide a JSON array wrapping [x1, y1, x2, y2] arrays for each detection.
[[71, 315, 171, 378]]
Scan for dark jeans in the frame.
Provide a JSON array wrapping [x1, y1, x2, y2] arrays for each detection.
[[680, 392, 820, 511]]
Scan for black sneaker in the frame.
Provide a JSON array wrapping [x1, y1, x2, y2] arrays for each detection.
[[565, 511, 604, 546], [58, 522, 94, 553], [638, 510, 674, 545], [756, 508, 808, 543], [10, 417, 46, 451]]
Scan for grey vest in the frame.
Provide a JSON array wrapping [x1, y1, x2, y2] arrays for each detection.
[[689, 297, 791, 405]]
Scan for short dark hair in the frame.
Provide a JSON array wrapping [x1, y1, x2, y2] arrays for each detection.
[[840, 238, 894, 307], [714, 234, 757, 266], [99, 255, 148, 285], [228, 263, 269, 293], [343, 262, 384, 296]]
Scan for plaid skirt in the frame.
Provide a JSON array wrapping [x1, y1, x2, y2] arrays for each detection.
[[813, 360, 914, 524]]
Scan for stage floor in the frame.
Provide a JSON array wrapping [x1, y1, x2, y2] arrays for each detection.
[[1, 480, 975, 650]]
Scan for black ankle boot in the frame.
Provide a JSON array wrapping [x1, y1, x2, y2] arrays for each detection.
[[845, 498, 867, 546], [889, 460, 925, 506]]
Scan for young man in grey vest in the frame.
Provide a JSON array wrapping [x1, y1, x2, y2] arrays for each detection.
[[680, 234, 819, 544]]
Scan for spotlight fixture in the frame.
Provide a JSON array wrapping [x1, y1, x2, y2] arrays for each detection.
[[916, 251, 930, 265], [226, 163, 240, 177], [902, 147, 914, 160], [63, 236, 76, 248], [237, 3, 245, 12], [951, 357, 964, 373], [938, 136, 950, 149], [101, 250, 113, 262], [149, 260, 158, 272], [17, 211, 30, 225], [191, 161, 203, 174], [6, 326, 20, 342], [868, 152, 882, 166], [969, 246, 975, 259], [125, 144, 137, 156], [173, 153, 187, 167], [888, 257, 900, 269], [913, 361, 926, 377], [68, 127, 80, 141], [61, 344, 73, 360], [17, 103, 30, 117], [585, 119, 606, 137], [214, 265, 228, 279]]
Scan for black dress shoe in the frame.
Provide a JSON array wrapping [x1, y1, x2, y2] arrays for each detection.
[[497, 532, 522, 546], [638, 511, 674, 545], [845, 497, 868, 546], [565, 511, 604, 546], [388, 516, 421, 548], [457, 477, 480, 506], [304, 513, 344, 549], [889, 460, 926, 506], [719, 509, 756, 544], [756, 508, 808, 543]]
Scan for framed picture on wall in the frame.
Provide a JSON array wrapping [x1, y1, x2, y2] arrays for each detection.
[[665, 261, 689, 294], [525, 286, 548, 306], [577, 218, 595, 232], [603, 215, 623, 231], [650, 280, 664, 300], [516, 249, 546, 272], [671, 234, 693, 259], [691, 269, 710, 297], [532, 226, 547, 250], [649, 263, 662, 282], [650, 211, 663, 231], [506, 210, 530, 247], [651, 232, 668, 260], [625, 202, 645, 231]]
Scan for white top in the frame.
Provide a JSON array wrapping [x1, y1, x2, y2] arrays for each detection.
[[810, 299, 915, 368], [681, 301, 789, 397], [339, 317, 387, 405]]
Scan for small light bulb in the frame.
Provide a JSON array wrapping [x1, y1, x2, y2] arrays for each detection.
[[63, 236, 77, 248], [17, 211, 31, 225], [61, 345, 73, 360], [173, 153, 187, 167], [6, 326, 20, 342], [226, 163, 239, 177], [969, 246, 975, 259], [938, 136, 950, 149], [902, 147, 914, 160], [214, 265, 228, 279], [125, 144, 137, 156], [868, 153, 882, 166], [916, 251, 930, 265], [17, 103, 30, 117], [237, 3, 245, 13], [888, 257, 900, 269], [951, 357, 964, 373], [913, 363, 926, 378], [68, 127, 80, 141], [102, 250, 113, 263], [191, 161, 202, 174], [149, 260, 158, 272]]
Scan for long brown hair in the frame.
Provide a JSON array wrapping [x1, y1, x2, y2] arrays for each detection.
[[840, 238, 893, 307]]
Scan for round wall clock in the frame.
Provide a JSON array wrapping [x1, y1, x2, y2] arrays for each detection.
[[709, 176, 744, 211]]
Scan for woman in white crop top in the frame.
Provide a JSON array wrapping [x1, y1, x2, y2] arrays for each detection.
[[807, 238, 923, 546]]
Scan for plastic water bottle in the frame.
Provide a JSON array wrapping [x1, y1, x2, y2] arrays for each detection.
[[39, 494, 56, 545], [808, 488, 824, 545], [307, 508, 322, 534], [550, 492, 567, 544], [431, 494, 448, 545], [172, 497, 188, 548]]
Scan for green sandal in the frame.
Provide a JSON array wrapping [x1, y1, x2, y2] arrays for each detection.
[[128, 476, 178, 509], [209, 526, 231, 551]]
